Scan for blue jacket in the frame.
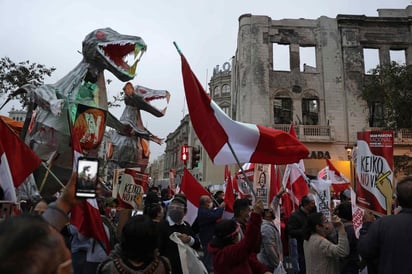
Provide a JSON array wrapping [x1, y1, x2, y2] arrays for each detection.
[[197, 206, 224, 246]]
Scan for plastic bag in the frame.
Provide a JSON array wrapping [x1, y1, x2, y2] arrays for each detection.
[[273, 261, 287, 274], [169, 232, 208, 274]]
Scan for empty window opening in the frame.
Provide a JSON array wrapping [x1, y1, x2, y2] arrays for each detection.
[[390, 49, 406, 65], [273, 43, 290, 71], [302, 97, 319, 125], [363, 48, 380, 74], [273, 97, 292, 124], [300, 46, 316, 72]]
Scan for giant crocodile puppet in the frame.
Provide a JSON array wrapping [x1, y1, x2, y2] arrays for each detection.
[[107, 82, 170, 181], [16, 28, 168, 196]]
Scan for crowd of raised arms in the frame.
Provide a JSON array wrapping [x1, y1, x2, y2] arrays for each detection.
[[1, 173, 412, 274]]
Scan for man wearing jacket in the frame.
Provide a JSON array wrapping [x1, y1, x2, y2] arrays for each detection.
[[197, 195, 225, 272], [358, 177, 412, 274]]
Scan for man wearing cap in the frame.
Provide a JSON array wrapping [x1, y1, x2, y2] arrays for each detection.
[[158, 194, 200, 274]]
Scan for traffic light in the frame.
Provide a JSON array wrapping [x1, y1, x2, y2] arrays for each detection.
[[180, 145, 189, 163], [191, 146, 201, 169]]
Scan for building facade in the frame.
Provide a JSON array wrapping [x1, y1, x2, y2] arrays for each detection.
[[231, 7, 412, 176], [156, 6, 412, 186], [8, 107, 26, 122]]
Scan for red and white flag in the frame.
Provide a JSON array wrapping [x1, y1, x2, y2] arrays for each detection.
[[282, 162, 309, 206], [69, 127, 110, 254], [318, 159, 350, 193], [0, 119, 41, 202], [179, 54, 309, 165], [281, 124, 309, 219], [223, 165, 235, 219], [326, 159, 350, 193], [269, 165, 282, 203], [179, 168, 210, 225]]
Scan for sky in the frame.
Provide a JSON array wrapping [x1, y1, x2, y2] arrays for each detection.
[[0, 0, 410, 162]]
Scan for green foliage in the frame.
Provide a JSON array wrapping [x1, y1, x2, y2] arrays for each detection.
[[362, 62, 412, 129], [394, 155, 412, 176], [0, 57, 55, 106]]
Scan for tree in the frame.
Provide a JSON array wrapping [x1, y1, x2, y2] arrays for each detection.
[[0, 57, 56, 106], [361, 62, 412, 129]]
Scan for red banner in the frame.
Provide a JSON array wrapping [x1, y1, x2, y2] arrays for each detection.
[[355, 131, 394, 215]]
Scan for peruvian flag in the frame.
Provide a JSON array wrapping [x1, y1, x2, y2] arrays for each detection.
[[281, 124, 309, 218], [179, 54, 309, 165], [180, 168, 210, 225], [0, 119, 41, 202], [69, 127, 110, 254], [223, 165, 235, 219], [282, 162, 309, 207], [318, 159, 350, 193], [269, 165, 282, 203], [326, 159, 350, 193]]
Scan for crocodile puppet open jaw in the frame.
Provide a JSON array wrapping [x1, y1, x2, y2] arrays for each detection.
[[98, 41, 146, 78]]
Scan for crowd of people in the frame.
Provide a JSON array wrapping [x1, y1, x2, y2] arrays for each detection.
[[1, 173, 412, 274]]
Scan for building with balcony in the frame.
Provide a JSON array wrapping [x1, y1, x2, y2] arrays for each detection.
[[231, 6, 412, 176], [156, 6, 412, 186]]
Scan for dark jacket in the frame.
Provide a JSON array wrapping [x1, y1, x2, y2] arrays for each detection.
[[340, 222, 360, 274], [285, 207, 309, 256], [209, 212, 268, 274], [197, 206, 224, 247], [358, 208, 412, 274], [157, 217, 200, 274]]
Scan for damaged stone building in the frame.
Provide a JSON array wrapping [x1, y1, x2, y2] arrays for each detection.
[[158, 6, 412, 186], [228, 6, 412, 177]]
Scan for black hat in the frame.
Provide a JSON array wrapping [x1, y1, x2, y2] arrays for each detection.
[[171, 194, 187, 207]]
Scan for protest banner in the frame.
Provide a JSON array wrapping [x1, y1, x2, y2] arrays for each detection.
[[115, 168, 148, 209], [355, 130, 394, 215], [253, 164, 272, 207]]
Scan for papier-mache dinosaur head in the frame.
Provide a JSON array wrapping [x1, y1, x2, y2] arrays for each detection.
[[82, 28, 147, 82], [123, 82, 170, 118]]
